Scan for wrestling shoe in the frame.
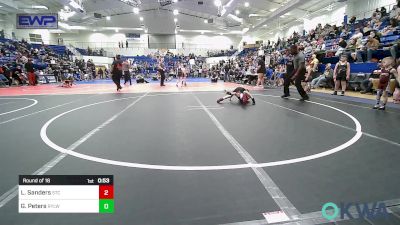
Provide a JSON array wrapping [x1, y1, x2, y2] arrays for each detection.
[[372, 105, 380, 109], [217, 98, 223, 104], [300, 95, 310, 101], [378, 105, 386, 110], [281, 94, 290, 98]]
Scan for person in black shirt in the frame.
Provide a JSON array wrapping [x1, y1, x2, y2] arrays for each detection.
[[224, 63, 230, 82], [256, 55, 266, 87], [158, 58, 166, 86], [25, 59, 35, 86], [282, 45, 309, 101], [111, 55, 123, 91]]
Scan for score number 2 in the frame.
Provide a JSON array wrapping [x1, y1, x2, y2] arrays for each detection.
[[99, 185, 114, 199]]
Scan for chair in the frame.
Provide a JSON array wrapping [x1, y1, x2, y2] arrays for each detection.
[[0, 74, 9, 86]]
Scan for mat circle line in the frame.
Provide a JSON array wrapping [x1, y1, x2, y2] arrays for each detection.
[[40, 93, 362, 171], [0, 98, 38, 116]]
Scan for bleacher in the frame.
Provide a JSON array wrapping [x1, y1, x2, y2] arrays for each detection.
[[0, 38, 71, 76], [76, 48, 88, 55], [30, 44, 67, 56], [238, 47, 258, 57]]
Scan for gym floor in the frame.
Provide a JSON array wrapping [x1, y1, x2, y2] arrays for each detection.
[[0, 80, 400, 225]]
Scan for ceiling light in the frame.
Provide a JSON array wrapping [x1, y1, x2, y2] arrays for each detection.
[[139, 17, 143, 21], [204, 19, 208, 23], [244, 2, 249, 7], [115, 29, 119, 32], [173, 9, 179, 15], [175, 30, 178, 34], [269, 8, 277, 12], [227, 14, 243, 23], [133, 7, 139, 14], [69, 0, 82, 10], [174, 18, 178, 22], [145, 29, 148, 33], [214, 0, 222, 7], [32, 5, 48, 9], [280, 15, 285, 18], [263, 24, 267, 27], [220, 33, 223, 35], [64, 5, 69, 10], [59, 22, 71, 30], [235, 10, 240, 15], [201, 31, 204, 34], [106, 16, 111, 20], [59, 10, 75, 21], [172, 0, 178, 2]]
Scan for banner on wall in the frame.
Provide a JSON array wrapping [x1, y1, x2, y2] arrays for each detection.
[[16, 14, 58, 29], [126, 33, 140, 39]]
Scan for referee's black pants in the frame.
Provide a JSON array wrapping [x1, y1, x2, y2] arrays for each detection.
[[160, 73, 165, 86], [112, 72, 122, 89], [283, 70, 307, 98]]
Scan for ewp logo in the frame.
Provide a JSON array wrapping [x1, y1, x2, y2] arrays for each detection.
[[321, 202, 389, 221], [17, 14, 58, 29]]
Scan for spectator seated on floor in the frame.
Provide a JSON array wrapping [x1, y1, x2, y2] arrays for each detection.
[[360, 69, 380, 94], [367, 67, 398, 95], [312, 63, 333, 89], [136, 75, 149, 84], [61, 72, 74, 88], [210, 71, 219, 83]]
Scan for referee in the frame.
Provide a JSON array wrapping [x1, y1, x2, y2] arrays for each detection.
[[281, 45, 309, 101], [158, 58, 166, 86]]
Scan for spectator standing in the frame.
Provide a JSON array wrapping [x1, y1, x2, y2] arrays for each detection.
[[158, 58, 166, 86], [256, 55, 266, 87], [98, 67, 104, 79], [25, 58, 35, 86]]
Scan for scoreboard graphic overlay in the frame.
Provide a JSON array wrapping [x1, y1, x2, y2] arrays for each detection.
[[18, 175, 114, 213]]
